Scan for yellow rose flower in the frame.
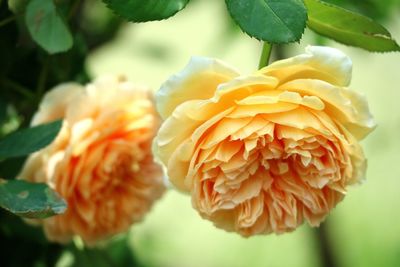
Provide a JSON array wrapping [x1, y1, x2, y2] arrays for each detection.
[[153, 46, 375, 236], [19, 75, 165, 244]]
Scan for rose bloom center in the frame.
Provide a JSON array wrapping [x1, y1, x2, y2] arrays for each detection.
[[189, 109, 348, 235]]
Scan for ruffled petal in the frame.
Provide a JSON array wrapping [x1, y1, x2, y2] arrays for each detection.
[[32, 83, 83, 126], [153, 46, 374, 237], [278, 79, 376, 140], [260, 46, 352, 87], [156, 56, 239, 119]]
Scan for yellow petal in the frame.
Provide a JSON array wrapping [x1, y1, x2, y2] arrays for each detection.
[[156, 56, 239, 119], [166, 141, 192, 191], [276, 125, 314, 141], [231, 116, 270, 140], [228, 102, 299, 118], [260, 46, 352, 87], [263, 107, 331, 135], [215, 74, 278, 98], [339, 88, 376, 140], [201, 117, 252, 148], [236, 90, 325, 111], [154, 102, 234, 190], [279, 79, 375, 139], [215, 140, 243, 162]]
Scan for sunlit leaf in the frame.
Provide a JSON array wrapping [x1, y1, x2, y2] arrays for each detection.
[[25, 0, 73, 54], [305, 0, 400, 52], [0, 120, 62, 159], [225, 0, 307, 43], [102, 0, 190, 22], [0, 179, 66, 218]]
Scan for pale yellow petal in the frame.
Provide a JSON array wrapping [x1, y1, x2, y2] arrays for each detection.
[[214, 74, 278, 101], [156, 56, 239, 119], [201, 117, 252, 148], [260, 46, 352, 86], [228, 102, 299, 118], [279, 79, 375, 139], [340, 88, 376, 140], [236, 90, 325, 110], [263, 107, 331, 135]]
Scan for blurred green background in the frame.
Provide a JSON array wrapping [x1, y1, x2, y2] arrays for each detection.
[[83, 1, 400, 267]]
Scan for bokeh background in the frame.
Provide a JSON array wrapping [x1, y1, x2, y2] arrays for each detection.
[[82, 1, 400, 267], [1, 0, 400, 266]]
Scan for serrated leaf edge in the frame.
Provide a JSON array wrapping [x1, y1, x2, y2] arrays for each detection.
[[102, 0, 191, 23], [224, 0, 307, 44]]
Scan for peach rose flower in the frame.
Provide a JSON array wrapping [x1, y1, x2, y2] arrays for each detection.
[[153, 46, 375, 236], [19, 76, 165, 244]]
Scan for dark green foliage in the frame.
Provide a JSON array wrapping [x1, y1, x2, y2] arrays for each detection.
[[0, 179, 67, 218], [323, 0, 400, 20], [0, 156, 26, 180], [0, 208, 63, 267], [225, 0, 308, 43], [103, 0, 190, 22], [305, 0, 400, 52], [0, 120, 62, 159]]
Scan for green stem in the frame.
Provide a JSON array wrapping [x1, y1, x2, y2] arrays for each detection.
[[314, 223, 338, 267], [0, 16, 16, 28], [258, 42, 273, 69]]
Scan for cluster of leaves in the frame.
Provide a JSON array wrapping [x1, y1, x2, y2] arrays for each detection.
[[0, 209, 141, 267], [0, 1, 139, 266], [0, 0, 121, 219], [101, 0, 400, 52], [0, 120, 66, 218]]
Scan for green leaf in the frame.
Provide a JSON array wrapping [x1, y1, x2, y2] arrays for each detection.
[[304, 0, 400, 52], [225, 0, 307, 43], [0, 120, 62, 159], [102, 0, 190, 22], [25, 0, 73, 54], [0, 179, 66, 218]]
